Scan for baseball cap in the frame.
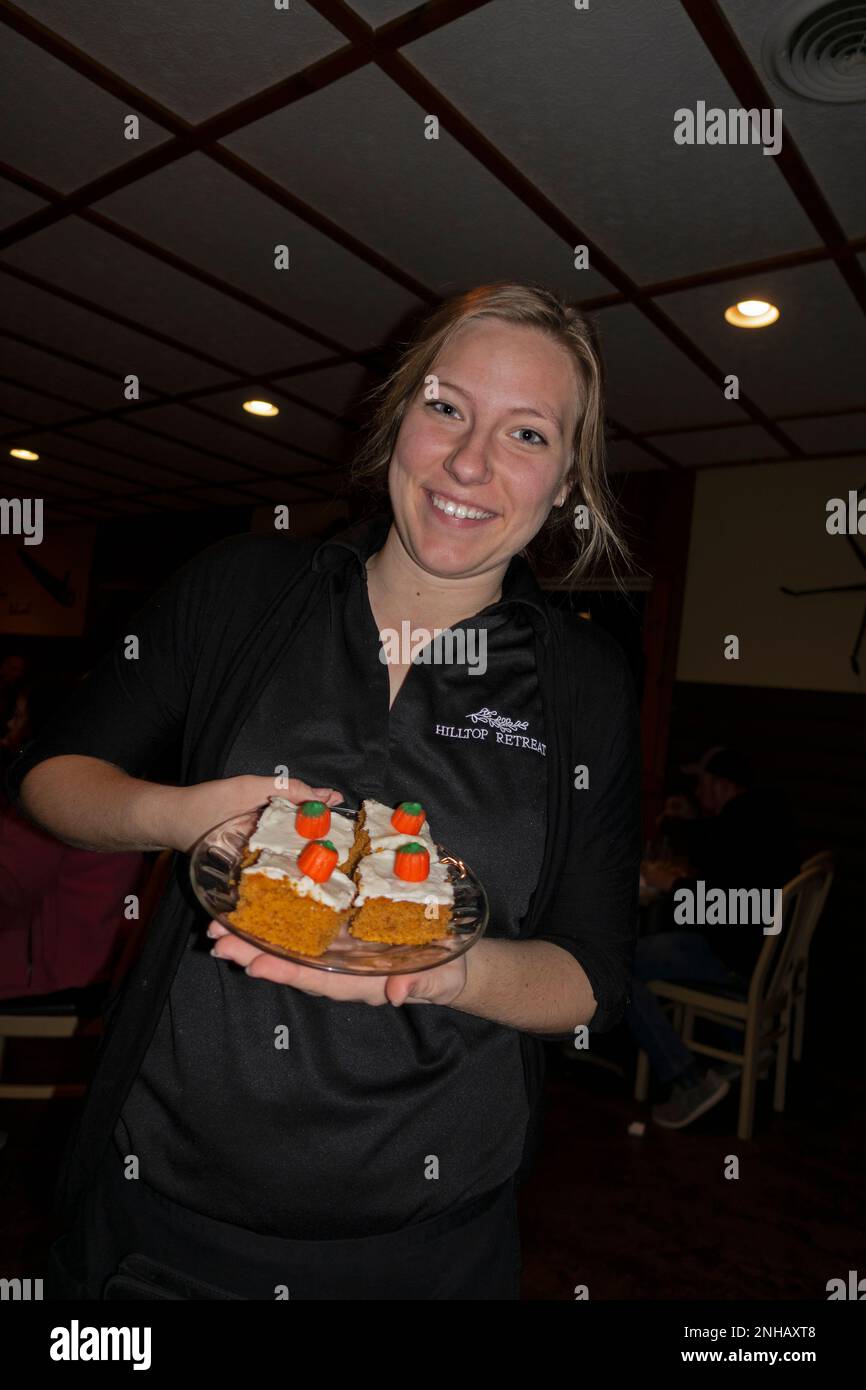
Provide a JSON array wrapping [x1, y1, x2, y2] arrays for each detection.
[[680, 746, 754, 786]]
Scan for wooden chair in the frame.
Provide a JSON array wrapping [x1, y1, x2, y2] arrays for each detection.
[[633, 855, 835, 1139], [793, 852, 836, 1062], [0, 848, 173, 1100]]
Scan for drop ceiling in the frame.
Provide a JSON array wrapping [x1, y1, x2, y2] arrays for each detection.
[[0, 0, 864, 521]]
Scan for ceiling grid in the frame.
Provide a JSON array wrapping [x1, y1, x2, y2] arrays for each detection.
[[0, 0, 862, 518]]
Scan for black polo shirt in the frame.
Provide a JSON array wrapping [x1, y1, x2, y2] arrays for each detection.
[[113, 517, 550, 1239]]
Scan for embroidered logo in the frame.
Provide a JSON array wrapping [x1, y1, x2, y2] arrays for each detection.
[[434, 707, 545, 755], [466, 706, 529, 733]]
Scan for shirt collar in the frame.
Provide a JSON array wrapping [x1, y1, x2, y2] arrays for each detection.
[[312, 511, 550, 638]]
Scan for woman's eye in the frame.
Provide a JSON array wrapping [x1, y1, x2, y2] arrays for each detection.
[[425, 399, 460, 418], [512, 427, 547, 447]]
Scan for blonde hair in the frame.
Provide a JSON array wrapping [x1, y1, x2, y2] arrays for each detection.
[[350, 280, 634, 587]]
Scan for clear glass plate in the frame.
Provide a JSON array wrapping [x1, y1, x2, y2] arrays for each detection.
[[188, 804, 489, 976]]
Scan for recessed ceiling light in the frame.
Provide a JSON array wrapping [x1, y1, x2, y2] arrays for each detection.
[[242, 399, 279, 417], [724, 299, 781, 328], [10, 447, 39, 461]]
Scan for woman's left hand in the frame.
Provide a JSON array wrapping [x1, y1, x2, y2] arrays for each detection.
[[206, 920, 468, 1006]]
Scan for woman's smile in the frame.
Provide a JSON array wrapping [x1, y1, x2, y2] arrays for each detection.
[[424, 486, 499, 527]]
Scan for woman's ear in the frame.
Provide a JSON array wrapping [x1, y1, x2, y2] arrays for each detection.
[[555, 454, 575, 509]]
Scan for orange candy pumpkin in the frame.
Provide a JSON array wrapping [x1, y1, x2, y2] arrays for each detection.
[[394, 842, 430, 882], [297, 839, 338, 882], [391, 801, 425, 835], [295, 800, 331, 838]]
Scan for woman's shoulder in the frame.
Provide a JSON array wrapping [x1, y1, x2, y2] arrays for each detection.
[[185, 530, 321, 593], [198, 529, 320, 569], [548, 605, 632, 681]]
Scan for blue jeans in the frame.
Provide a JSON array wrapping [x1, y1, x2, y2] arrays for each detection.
[[625, 932, 747, 1086]]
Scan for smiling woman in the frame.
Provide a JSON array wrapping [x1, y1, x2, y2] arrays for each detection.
[[351, 280, 632, 588], [7, 280, 642, 1303]]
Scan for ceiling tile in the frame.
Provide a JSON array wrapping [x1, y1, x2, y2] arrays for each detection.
[[782, 412, 866, 455], [225, 65, 614, 298], [63, 418, 264, 484], [0, 337, 157, 414], [605, 440, 668, 472], [0, 271, 236, 392], [199, 388, 357, 464], [345, 0, 421, 23], [0, 180, 48, 231], [92, 153, 427, 351], [130, 400, 344, 478], [0, 25, 169, 193], [719, 0, 866, 238], [3, 426, 187, 490], [1, 218, 328, 373], [402, 0, 818, 283], [0, 378, 75, 428], [11, 0, 346, 124], [594, 303, 745, 430], [662, 261, 866, 416], [274, 361, 376, 420], [0, 457, 94, 499], [650, 423, 788, 465]]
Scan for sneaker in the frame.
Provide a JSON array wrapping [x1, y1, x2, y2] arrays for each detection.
[[651, 1069, 730, 1129]]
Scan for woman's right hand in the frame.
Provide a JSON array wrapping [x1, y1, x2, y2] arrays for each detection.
[[159, 775, 345, 854]]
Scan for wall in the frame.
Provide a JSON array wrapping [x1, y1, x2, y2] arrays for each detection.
[[677, 457, 866, 694]]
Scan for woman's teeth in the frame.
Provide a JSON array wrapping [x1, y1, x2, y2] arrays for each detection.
[[430, 492, 495, 520]]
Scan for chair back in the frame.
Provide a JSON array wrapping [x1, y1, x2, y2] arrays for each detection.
[[749, 858, 834, 1008]]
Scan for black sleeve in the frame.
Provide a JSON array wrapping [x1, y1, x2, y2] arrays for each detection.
[[533, 642, 642, 1039], [4, 540, 223, 809]]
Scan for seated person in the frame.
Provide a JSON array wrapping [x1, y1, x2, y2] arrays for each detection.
[[628, 746, 801, 1129], [0, 673, 148, 1000]]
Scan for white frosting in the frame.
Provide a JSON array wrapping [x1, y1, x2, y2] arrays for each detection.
[[353, 847, 454, 907], [241, 849, 355, 912], [249, 796, 355, 862], [361, 798, 435, 854]]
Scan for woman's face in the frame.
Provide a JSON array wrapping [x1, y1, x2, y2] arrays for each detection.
[[387, 318, 581, 580]]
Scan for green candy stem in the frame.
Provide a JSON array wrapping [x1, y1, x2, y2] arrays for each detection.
[[300, 800, 326, 815], [398, 801, 423, 815], [397, 841, 426, 855]]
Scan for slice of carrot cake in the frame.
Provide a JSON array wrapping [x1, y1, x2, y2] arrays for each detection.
[[245, 796, 359, 873], [228, 838, 354, 957], [355, 799, 437, 857], [349, 841, 454, 946]]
